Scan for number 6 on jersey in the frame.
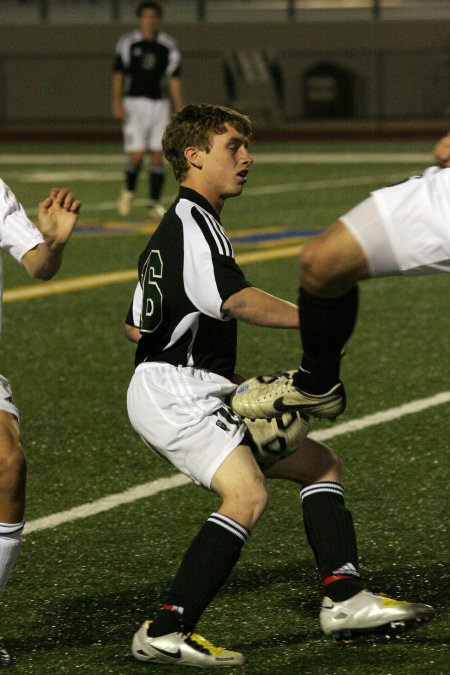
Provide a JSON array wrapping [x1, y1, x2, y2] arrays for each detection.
[[141, 249, 163, 333]]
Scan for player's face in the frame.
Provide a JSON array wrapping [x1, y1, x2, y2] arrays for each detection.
[[200, 124, 253, 206], [138, 9, 161, 38]]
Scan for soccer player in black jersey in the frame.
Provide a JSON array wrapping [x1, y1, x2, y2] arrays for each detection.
[[124, 104, 434, 668], [112, 1, 184, 220]]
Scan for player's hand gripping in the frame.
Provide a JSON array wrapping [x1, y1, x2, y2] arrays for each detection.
[[37, 187, 81, 248]]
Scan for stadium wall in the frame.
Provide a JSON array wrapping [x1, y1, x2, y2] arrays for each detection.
[[0, 20, 448, 138]]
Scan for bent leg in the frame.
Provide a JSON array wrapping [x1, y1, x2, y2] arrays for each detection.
[[0, 411, 26, 599], [264, 435, 341, 484], [150, 444, 268, 636], [0, 411, 26, 523], [295, 221, 365, 393], [149, 150, 166, 206], [266, 438, 361, 601], [124, 150, 146, 191], [211, 443, 268, 530], [300, 220, 370, 298]]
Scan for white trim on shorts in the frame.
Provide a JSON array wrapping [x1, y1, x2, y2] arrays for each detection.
[[127, 362, 246, 489], [0, 375, 19, 420], [340, 167, 450, 276]]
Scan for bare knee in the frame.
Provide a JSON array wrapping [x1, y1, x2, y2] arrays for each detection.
[[299, 221, 368, 297], [0, 417, 27, 497], [300, 238, 341, 296], [211, 445, 270, 531], [220, 477, 269, 531], [128, 151, 145, 167]]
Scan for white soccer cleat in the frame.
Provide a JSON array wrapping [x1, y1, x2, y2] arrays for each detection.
[[231, 371, 346, 420], [117, 188, 134, 216], [148, 202, 166, 221], [132, 620, 245, 667], [320, 590, 435, 640]]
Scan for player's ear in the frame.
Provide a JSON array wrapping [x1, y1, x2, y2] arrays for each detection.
[[184, 146, 203, 170]]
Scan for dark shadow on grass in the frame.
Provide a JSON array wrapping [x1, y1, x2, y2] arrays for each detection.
[[6, 561, 447, 658], [224, 559, 448, 609]]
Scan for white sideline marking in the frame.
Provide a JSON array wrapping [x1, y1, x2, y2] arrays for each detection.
[[25, 475, 190, 535], [254, 152, 434, 165], [21, 172, 410, 217], [310, 390, 450, 441], [0, 152, 433, 166], [3, 269, 138, 302], [24, 391, 450, 536], [243, 172, 407, 197], [3, 247, 301, 303]]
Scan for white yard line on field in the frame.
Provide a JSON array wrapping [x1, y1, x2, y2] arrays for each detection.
[[24, 390, 450, 536], [18, 172, 412, 217], [1, 149, 431, 213], [3, 247, 301, 303], [242, 172, 408, 197], [3, 269, 138, 302], [0, 152, 434, 166]]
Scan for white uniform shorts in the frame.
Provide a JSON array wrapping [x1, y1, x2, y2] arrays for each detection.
[[340, 166, 450, 276], [0, 374, 19, 420], [122, 97, 171, 153], [127, 362, 246, 489]]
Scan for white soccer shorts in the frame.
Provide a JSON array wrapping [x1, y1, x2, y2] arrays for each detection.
[[340, 166, 450, 276], [0, 375, 19, 420], [122, 97, 170, 153], [127, 362, 246, 489]]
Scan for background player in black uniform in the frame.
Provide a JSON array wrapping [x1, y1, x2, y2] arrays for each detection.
[[112, 1, 184, 220], [124, 104, 434, 668]]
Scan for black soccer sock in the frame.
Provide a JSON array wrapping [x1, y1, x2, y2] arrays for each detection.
[[125, 162, 141, 192], [149, 165, 165, 202], [148, 512, 249, 637], [300, 482, 362, 602], [293, 286, 359, 393]]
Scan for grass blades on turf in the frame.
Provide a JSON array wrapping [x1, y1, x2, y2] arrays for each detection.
[[0, 139, 448, 673]]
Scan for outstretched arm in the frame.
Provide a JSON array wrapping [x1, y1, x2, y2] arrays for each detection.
[[21, 187, 81, 280], [222, 287, 299, 328]]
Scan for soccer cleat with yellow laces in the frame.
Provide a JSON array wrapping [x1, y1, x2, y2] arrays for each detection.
[[320, 590, 435, 640], [132, 620, 245, 667]]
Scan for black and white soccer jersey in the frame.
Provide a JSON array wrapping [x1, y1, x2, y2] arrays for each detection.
[[113, 29, 181, 100], [127, 187, 252, 379]]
